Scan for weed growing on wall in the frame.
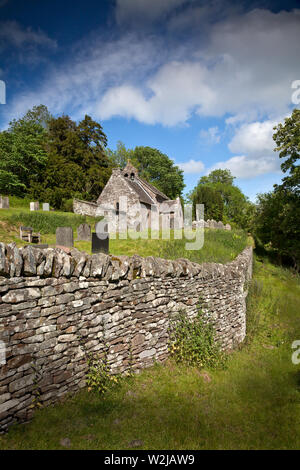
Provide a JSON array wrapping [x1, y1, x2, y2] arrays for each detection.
[[79, 335, 123, 394], [85, 351, 121, 394], [168, 307, 227, 369]]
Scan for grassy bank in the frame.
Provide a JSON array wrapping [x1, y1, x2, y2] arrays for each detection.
[[0, 257, 299, 450], [0, 206, 248, 263]]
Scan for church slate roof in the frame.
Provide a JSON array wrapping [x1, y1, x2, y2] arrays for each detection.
[[122, 161, 170, 204]]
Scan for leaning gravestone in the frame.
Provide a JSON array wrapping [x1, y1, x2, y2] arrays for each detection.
[[77, 223, 91, 241], [30, 202, 39, 211], [0, 196, 9, 209], [42, 203, 50, 211], [56, 227, 74, 248]]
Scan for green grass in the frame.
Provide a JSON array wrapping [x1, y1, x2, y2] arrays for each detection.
[[0, 257, 299, 450], [0, 205, 249, 264]]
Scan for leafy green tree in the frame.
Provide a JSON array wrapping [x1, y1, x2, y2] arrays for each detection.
[[189, 185, 224, 221], [253, 109, 300, 270], [254, 189, 300, 270], [129, 146, 185, 199], [33, 114, 111, 208], [106, 140, 130, 169], [193, 169, 252, 227], [0, 106, 49, 195], [199, 169, 235, 186], [273, 108, 300, 195]]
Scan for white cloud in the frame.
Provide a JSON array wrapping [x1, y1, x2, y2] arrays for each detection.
[[177, 159, 205, 174], [199, 126, 221, 144], [228, 119, 281, 157], [98, 61, 216, 126], [3, 8, 300, 131], [94, 8, 300, 125], [209, 154, 280, 179]]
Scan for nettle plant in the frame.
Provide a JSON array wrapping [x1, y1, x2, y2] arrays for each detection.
[[79, 335, 134, 395], [168, 305, 227, 370]]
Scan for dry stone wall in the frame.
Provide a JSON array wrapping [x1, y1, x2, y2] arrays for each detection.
[[0, 242, 252, 432]]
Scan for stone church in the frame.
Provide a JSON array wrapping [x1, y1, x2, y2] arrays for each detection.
[[73, 161, 183, 232]]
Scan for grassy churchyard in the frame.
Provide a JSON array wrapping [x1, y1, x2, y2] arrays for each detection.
[[0, 197, 249, 263], [0, 197, 299, 450]]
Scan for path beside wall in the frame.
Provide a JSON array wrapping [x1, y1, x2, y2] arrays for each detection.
[[0, 243, 252, 432]]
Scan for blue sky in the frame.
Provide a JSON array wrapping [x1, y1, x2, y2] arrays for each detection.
[[0, 0, 299, 201]]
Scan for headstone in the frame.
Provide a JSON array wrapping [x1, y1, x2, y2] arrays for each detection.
[[217, 221, 224, 229], [42, 203, 50, 211], [77, 223, 91, 241], [0, 196, 9, 209], [225, 223, 231, 231], [92, 232, 109, 254], [30, 202, 39, 211], [56, 227, 74, 247]]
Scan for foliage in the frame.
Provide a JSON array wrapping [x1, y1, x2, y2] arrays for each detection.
[[33, 114, 112, 208], [189, 184, 224, 221], [128, 145, 185, 199], [168, 307, 227, 369], [273, 108, 300, 195], [0, 105, 49, 195], [85, 351, 121, 395], [106, 140, 130, 169], [190, 169, 254, 229], [254, 189, 300, 270]]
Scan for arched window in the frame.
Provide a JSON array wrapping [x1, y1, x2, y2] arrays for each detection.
[[124, 173, 128, 177], [116, 202, 119, 216], [130, 172, 135, 180]]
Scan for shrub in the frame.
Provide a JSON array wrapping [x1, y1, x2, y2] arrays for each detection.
[[168, 307, 227, 369]]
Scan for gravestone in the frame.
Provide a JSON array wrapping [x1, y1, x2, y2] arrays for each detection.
[[225, 223, 231, 231], [77, 223, 91, 241], [92, 232, 109, 254], [42, 203, 50, 211], [30, 202, 39, 211], [56, 227, 74, 247], [0, 196, 9, 209], [217, 221, 224, 229]]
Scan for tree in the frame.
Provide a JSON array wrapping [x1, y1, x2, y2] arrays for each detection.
[[194, 169, 252, 227], [199, 169, 235, 186], [253, 109, 300, 270], [254, 189, 300, 270], [0, 105, 49, 195], [33, 114, 112, 208], [106, 140, 130, 169], [189, 185, 224, 221], [129, 146, 185, 199], [273, 108, 300, 195]]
